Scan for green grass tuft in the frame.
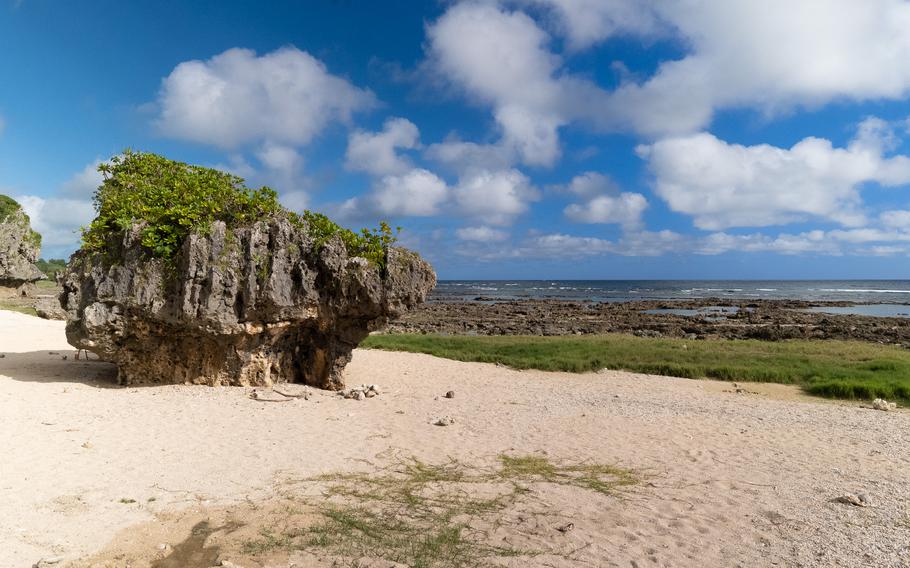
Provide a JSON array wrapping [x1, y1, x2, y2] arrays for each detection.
[[362, 333, 910, 403]]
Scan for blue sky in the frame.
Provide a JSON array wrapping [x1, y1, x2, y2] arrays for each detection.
[[2, 0, 910, 279]]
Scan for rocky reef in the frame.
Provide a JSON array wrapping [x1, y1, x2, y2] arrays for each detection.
[[59, 151, 435, 389], [61, 218, 435, 388], [0, 195, 43, 288]]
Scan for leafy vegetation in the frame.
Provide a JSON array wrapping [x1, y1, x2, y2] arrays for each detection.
[[0, 194, 20, 222], [35, 258, 67, 279], [362, 334, 910, 403], [80, 151, 397, 265], [241, 454, 637, 567], [295, 210, 399, 268]]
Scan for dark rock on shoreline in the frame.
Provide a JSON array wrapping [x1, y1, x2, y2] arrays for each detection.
[[61, 218, 435, 389], [385, 298, 910, 344]]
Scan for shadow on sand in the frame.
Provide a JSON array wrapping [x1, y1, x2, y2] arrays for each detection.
[[0, 349, 120, 387], [149, 520, 239, 568]]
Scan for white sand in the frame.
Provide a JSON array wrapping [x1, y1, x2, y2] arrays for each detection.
[[1, 310, 908, 567]]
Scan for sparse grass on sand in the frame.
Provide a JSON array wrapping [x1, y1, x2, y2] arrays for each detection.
[[0, 301, 37, 317], [362, 334, 910, 403], [241, 454, 637, 567]]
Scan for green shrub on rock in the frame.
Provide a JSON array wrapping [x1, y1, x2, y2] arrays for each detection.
[[80, 151, 397, 266], [0, 194, 21, 222]]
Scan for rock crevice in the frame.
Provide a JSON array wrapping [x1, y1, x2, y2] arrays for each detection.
[[61, 218, 435, 389]]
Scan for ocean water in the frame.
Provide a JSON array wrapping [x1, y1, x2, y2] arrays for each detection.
[[431, 280, 910, 304]]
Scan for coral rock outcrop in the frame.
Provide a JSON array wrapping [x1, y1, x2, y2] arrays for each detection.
[[60, 218, 435, 389], [0, 196, 44, 288]]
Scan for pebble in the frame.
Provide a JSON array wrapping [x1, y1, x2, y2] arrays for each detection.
[[33, 557, 65, 568], [431, 416, 455, 426], [444, 390, 455, 399], [834, 493, 871, 507], [340, 384, 380, 400], [872, 398, 897, 411]]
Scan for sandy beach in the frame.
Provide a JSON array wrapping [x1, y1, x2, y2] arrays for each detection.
[[1, 310, 908, 567]]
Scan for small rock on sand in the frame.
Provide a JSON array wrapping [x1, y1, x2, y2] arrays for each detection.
[[834, 493, 871, 507], [33, 557, 65, 568], [431, 416, 455, 426], [444, 390, 455, 399], [872, 398, 897, 411], [340, 384, 380, 400]]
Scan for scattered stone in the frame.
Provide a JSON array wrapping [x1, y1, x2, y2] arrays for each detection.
[[81, 441, 93, 449], [834, 493, 870, 507], [219, 561, 243, 568], [556, 522, 575, 533], [444, 390, 455, 399], [339, 384, 380, 400], [432, 416, 455, 426], [249, 389, 293, 403], [32, 557, 65, 568], [872, 398, 897, 411], [0, 354, 5, 358]]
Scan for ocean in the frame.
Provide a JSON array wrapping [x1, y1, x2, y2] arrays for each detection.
[[431, 280, 910, 304]]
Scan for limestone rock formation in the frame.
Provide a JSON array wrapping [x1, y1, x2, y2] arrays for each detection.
[[60, 218, 435, 389], [0, 195, 44, 288]]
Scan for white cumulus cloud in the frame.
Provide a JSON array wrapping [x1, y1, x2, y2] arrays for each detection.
[[454, 169, 540, 225], [371, 169, 449, 216], [515, 0, 663, 50], [565, 193, 648, 227], [346, 117, 420, 176], [587, 0, 910, 135], [881, 210, 910, 230], [638, 118, 910, 230], [558, 172, 648, 227], [425, 2, 606, 167], [155, 46, 375, 148], [455, 226, 509, 242], [15, 195, 95, 251], [61, 159, 105, 197]]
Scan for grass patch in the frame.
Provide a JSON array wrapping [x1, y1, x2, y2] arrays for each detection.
[[241, 454, 636, 567], [362, 333, 910, 403], [0, 302, 38, 317]]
